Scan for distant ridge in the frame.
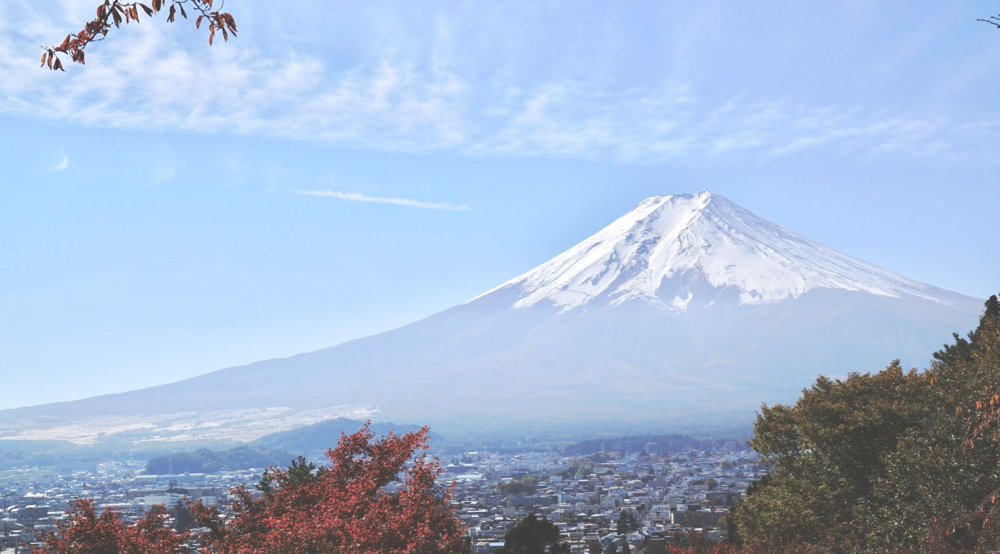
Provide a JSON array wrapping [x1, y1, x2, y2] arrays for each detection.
[[0, 192, 983, 442], [251, 418, 424, 457]]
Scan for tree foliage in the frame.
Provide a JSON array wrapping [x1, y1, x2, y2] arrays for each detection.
[[497, 475, 539, 496], [496, 513, 569, 554], [617, 510, 640, 534], [190, 422, 468, 553], [251, 418, 423, 457], [145, 445, 292, 475], [43, 0, 236, 71], [734, 295, 1000, 551], [36, 423, 467, 554], [33, 499, 187, 554]]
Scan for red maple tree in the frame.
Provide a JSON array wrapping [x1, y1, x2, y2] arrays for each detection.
[[32, 498, 188, 554], [190, 422, 468, 553], [34, 423, 467, 553]]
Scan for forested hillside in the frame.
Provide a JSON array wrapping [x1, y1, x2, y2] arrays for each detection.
[[145, 445, 293, 474], [251, 418, 423, 456], [733, 295, 1000, 551]]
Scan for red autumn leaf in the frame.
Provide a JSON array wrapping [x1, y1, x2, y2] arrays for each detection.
[[32, 498, 188, 554], [43, 1, 237, 70], [190, 422, 470, 554]]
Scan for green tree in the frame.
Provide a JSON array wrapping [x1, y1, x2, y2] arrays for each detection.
[[734, 294, 1000, 551], [171, 500, 195, 533], [934, 295, 1000, 365], [498, 475, 540, 496], [497, 513, 568, 554], [255, 455, 323, 501], [864, 296, 1000, 550], [639, 541, 667, 554], [616, 510, 640, 534]]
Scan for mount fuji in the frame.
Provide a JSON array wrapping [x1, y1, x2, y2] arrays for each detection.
[[477, 192, 949, 311], [0, 192, 983, 442]]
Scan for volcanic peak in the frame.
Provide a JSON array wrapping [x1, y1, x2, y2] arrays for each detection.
[[475, 191, 945, 312]]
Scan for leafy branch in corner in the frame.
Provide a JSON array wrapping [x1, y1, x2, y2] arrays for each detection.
[[41, 0, 237, 71]]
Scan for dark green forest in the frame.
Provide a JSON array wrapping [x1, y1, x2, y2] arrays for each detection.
[[731, 295, 1000, 551], [144, 445, 292, 474], [250, 417, 423, 456]]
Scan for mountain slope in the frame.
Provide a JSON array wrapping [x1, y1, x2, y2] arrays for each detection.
[[478, 191, 946, 310], [0, 192, 983, 442]]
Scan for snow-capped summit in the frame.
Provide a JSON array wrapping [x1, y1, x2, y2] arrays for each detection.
[[0, 191, 983, 441], [478, 191, 942, 312]]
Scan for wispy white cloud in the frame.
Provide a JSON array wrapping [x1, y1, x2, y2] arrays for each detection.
[[149, 165, 175, 186], [52, 147, 68, 171], [296, 190, 470, 211], [2, 1, 998, 166]]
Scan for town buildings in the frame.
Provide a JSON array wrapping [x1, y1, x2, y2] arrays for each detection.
[[0, 444, 762, 553]]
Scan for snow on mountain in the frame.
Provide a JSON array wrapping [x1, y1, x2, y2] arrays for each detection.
[[477, 191, 943, 312], [0, 191, 984, 441]]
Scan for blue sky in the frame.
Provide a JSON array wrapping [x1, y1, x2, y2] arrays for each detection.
[[2, 0, 999, 409]]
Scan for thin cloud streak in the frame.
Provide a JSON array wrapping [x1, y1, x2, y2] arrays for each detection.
[[53, 147, 68, 171], [297, 190, 470, 211]]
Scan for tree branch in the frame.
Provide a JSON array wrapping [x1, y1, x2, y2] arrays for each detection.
[[42, 0, 237, 71], [979, 15, 1000, 29]]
